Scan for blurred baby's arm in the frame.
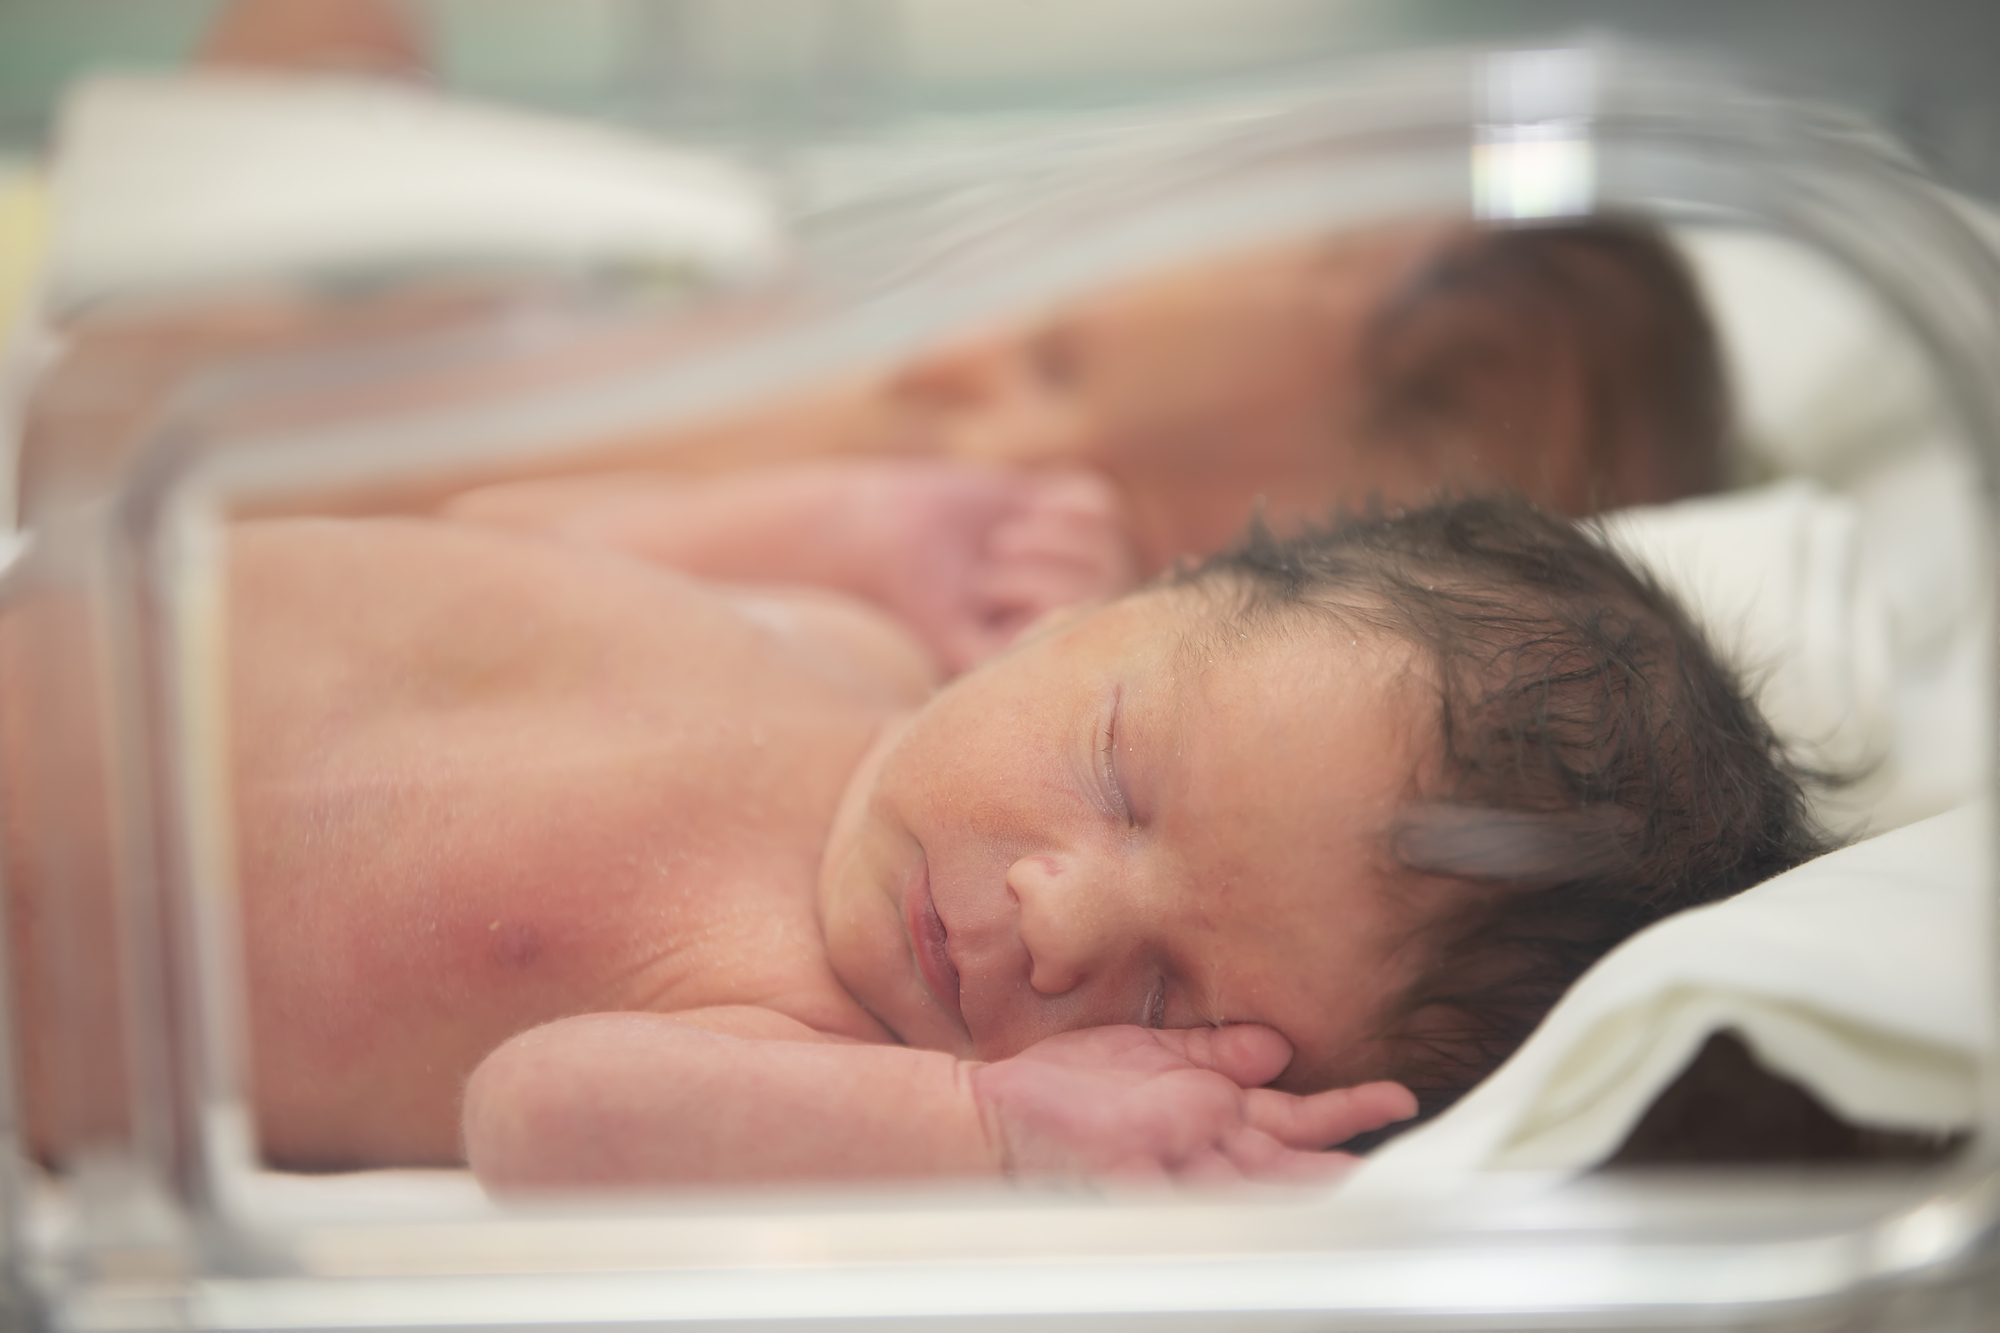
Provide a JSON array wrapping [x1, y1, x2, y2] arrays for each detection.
[[442, 461, 1137, 673], [443, 468, 881, 594], [462, 1010, 1415, 1191]]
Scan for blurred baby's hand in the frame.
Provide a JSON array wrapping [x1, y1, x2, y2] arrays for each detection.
[[857, 465, 1139, 673], [968, 1025, 1416, 1186]]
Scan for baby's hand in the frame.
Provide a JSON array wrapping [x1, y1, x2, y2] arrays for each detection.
[[856, 464, 1139, 673], [968, 1025, 1416, 1186]]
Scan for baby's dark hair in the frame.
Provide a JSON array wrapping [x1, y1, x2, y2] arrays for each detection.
[[1177, 496, 1833, 1124], [1358, 216, 1728, 514]]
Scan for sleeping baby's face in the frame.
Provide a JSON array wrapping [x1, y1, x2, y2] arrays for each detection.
[[817, 586, 1439, 1092], [881, 225, 1451, 571]]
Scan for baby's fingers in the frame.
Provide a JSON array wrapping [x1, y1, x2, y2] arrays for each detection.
[[1152, 1024, 1295, 1089], [1244, 1080, 1419, 1151], [1209, 1126, 1357, 1186]]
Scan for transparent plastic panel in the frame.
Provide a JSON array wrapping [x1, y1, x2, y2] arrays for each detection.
[[4, 39, 2000, 1333]]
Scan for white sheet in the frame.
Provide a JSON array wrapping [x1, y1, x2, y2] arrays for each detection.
[[1601, 471, 1992, 839], [1678, 226, 1955, 491]]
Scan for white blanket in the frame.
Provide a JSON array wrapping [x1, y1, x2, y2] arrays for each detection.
[[1344, 797, 1994, 1194], [44, 73, 783, 312], [1602, 472, 1992, 839]]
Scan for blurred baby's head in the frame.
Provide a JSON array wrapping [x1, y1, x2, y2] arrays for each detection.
[[1175, 497, 1831, 1123], [882, 215, 1725, 573], [1356, 217, 1729, 515]]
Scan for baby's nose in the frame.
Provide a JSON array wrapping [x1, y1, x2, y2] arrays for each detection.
[[892, 334, 1024, 411], [1007, 853, 1129, 997]]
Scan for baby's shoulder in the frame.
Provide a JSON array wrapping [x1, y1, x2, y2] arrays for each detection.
[[723, 586, 941, 710]]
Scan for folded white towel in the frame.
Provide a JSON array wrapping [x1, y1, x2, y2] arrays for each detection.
[[45, 73, 784, 312], [1342, 798, 1993, 1195]]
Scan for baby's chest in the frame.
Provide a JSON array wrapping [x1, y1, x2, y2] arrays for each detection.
[[454, 858, 837, 1016], [242, 788, 850, 1081], [234, 565, 890, 1036]]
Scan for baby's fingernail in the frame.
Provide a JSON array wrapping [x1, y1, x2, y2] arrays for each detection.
[[1376, 1082, 1420, 1119], [1227, 1023, 1293, 1061]]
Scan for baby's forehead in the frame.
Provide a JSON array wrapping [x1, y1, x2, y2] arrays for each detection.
[[1150, 584, 1427, 692], [1059, 581, 1440, 799], [1154, 600, 1437, 807]]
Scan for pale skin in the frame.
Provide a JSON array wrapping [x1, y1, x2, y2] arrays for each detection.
[[200, 461, 1432, 1188]]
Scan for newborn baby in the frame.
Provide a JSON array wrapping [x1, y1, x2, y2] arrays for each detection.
[[5, 486, 1825, 1188], [200, 485, 1833, 1190], [612, 214, 1729, 578]]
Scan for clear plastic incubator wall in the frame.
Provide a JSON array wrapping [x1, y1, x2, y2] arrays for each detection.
[[3, 38, 2000, 1333]]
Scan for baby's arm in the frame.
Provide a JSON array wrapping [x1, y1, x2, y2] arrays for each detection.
[[442, 461, 1138, 673], [444, 468, 884, 593], [463, 1009, 1414, 1190], [464, 1009, 989, 1187]]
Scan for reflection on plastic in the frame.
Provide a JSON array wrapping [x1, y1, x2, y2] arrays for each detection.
[[1475, 47, 1596, 221]]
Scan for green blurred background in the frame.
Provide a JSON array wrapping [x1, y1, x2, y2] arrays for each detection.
[[1, 1, 1995, 197]]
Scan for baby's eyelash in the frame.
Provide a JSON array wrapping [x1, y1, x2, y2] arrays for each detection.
[[1100, 693, 1131, 824]]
